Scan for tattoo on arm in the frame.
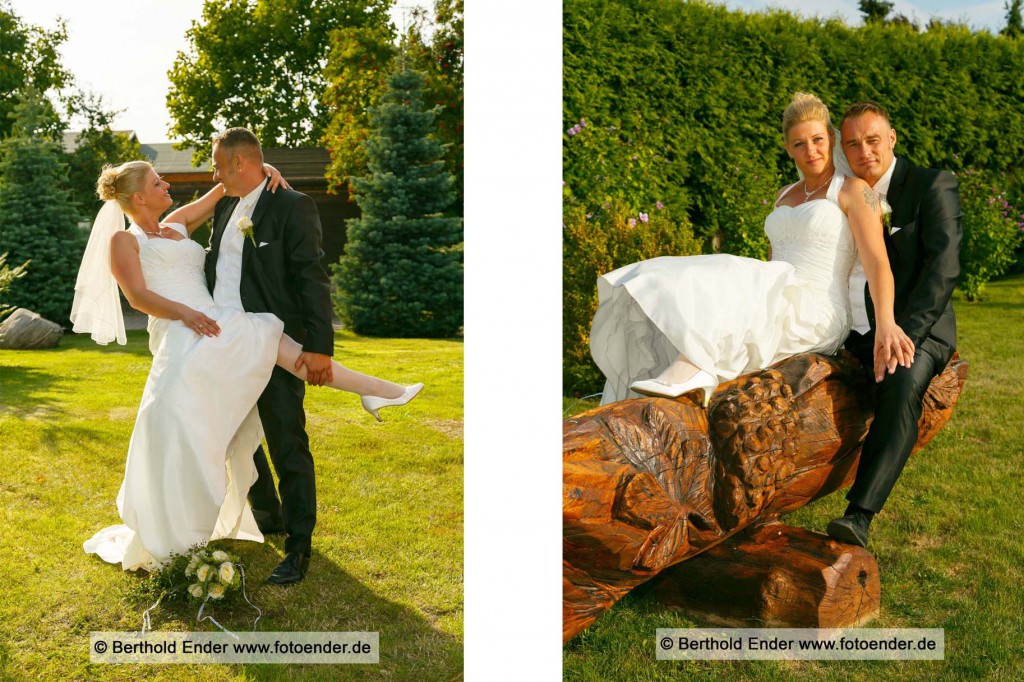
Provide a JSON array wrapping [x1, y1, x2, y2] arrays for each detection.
[[862, 188, 880, 213]]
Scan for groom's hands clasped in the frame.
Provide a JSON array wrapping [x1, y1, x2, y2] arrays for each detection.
[[872, 322, 915, 383]]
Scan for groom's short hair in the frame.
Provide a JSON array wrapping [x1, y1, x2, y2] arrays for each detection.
[[841, 102, 891, 127], [212, 127, 263, 163]]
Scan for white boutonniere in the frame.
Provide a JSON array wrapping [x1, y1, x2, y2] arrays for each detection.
[[237, 215, 256, 246], [880, 198, 893, 234]]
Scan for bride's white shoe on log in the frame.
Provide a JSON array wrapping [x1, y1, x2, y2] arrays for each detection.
[[630, 370, 716, 405]]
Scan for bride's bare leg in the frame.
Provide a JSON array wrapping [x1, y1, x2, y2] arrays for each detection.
[[275, 334, 405, 398], [653, 353, 701, 384]]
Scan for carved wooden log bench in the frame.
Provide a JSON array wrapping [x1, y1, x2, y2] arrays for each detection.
[[563, 351, 967, 642]]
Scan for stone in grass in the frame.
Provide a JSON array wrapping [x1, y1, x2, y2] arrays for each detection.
[[0, 308, 63, 349]]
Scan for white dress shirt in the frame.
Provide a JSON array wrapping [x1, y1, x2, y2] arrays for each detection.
[[213, 178, 267, 311], [849, 158, 898, 334]]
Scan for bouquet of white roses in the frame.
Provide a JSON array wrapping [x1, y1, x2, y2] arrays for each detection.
[[138, 542, 260, 636], [184, 547, 242, 601]]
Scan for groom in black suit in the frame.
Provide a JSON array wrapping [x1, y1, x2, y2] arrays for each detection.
[[205, 127, 335, 583], [828, 102, 962, 547]]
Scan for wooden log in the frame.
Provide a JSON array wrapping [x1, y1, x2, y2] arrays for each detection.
[[563, 351, 967, 642], [650, 521, 880, 628]]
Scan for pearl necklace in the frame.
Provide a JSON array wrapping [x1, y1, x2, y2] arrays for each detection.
[[803, 172, 834, 200]]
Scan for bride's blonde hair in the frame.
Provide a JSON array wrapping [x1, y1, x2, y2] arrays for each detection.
[[96, 161, 153, 211], [782, 92, 832, 137]]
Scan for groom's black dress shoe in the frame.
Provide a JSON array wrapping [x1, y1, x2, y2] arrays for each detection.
[[266, 551, 310, 585], [826, 506, 873, 548]]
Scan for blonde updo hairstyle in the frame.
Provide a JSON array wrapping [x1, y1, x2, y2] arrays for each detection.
[[781, 92, 833, 139], [96, 160, 154, 212]]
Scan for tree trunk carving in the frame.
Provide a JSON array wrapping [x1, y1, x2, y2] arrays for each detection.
[[563, 351, 967, 642]]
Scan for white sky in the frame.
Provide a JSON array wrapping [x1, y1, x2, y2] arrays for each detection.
[[719, 0, 1011, 33], [10, 0, 433, 143]]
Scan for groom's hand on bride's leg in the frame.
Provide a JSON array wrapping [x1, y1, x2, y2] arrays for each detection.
[[295, 351, 333, 386]]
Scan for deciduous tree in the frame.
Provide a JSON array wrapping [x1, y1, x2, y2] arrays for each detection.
[[166, 0, 394, 163]]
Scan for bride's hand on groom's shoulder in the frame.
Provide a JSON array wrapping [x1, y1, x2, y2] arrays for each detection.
[[872, 323, 915, 382], [263, 164, 291, 193]]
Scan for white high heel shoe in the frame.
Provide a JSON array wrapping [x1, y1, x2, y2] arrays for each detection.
[[361, 383, 424, 422], [629, 370, 716, 406]]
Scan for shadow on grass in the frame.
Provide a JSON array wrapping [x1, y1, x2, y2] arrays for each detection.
[[118, 544, 461, 680], [0, 364, 65, 418]]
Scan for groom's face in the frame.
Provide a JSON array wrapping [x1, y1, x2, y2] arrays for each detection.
[[840, 113, 897, 187], [211, 143, 242, 196]]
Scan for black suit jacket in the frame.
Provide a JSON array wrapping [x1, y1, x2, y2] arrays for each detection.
[[863, 157, 962, 350], [205, 186, 334, 356]]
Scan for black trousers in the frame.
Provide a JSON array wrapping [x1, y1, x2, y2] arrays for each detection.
[[248, 365, 316, 555], [844, 330, 954, 513]]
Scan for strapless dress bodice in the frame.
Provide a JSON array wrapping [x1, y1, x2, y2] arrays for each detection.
[[129, 225, 215, 310], [763, 182, 858, 311]]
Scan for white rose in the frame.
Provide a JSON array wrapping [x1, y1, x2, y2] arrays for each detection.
[[218, 562, 236, 583], [208, 583, 226, 600], [188, 583, 204, 599], [237, 216, 254, 231], [212, 550, 229, 563], [196, 564, 213, 582]]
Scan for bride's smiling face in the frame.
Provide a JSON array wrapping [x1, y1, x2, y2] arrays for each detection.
[[134, 168, 173, 213], [785, 120, 833, 177]]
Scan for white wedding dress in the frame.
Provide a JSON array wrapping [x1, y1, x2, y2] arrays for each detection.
[[83, 223, 284, 571], [591, 175, 857, 403]]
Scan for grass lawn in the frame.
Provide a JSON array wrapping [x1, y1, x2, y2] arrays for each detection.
[[0, 330, 463, 681], [563, 273, 1024, 681]]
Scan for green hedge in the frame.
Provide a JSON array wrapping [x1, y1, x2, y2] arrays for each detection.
[[565, 0, 1024, 215], [564, 201, 701, 395], [563, 0, 1024, 392]]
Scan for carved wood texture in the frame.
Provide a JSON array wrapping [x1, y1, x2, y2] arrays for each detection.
[[563, 351, 967, 642]]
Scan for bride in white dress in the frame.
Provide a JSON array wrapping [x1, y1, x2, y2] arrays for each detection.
[[75, 161, 423, 571], [590, 93, 915, 405]]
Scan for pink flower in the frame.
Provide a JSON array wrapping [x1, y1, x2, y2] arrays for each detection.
[[638, 212, 649, 223], [656, 201, 664, 210], [628, 218, 637, 228]]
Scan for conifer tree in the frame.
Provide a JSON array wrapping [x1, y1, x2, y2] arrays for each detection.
[[1002, 0, 1023, 39], [859, 0, 894, 23], [331, 65, 463, 337], [0, 89, 85, 324]]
